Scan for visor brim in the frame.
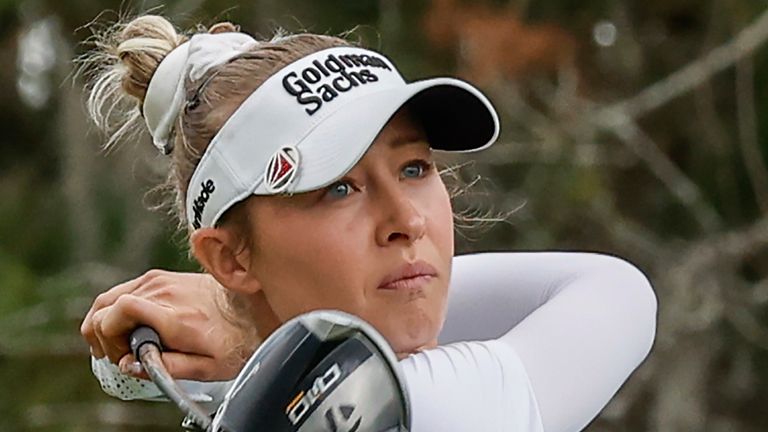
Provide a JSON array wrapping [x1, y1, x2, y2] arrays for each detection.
[[254, 77, 499, 194]]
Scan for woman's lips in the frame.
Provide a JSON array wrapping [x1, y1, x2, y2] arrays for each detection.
[[378, 261, 438, 290]]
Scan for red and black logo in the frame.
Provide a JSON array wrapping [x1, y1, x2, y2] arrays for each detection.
[[264, 147, 300, 193]]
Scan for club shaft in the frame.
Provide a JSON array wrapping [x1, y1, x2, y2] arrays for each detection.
[[137, 343, 212, 431]]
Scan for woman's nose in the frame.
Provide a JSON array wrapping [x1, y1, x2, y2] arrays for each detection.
[[375, 194, 427, 246]]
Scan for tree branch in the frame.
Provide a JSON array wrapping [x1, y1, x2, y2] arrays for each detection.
[[595, 112, 722, 231], [605, 7, 768, 119]]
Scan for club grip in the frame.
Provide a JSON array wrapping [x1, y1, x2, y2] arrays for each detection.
[[130, 326, 163, 359]]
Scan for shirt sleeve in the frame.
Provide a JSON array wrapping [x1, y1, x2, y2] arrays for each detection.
[[438, 252, 657, 432], [400, 340, 544, 432]]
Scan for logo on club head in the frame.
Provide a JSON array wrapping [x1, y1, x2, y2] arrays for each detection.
[[324, 404, 361, 432], [264, 146, 300, 193]]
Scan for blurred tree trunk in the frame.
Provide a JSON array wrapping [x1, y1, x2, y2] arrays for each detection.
[[652, 334, 717, 430], [57, 23, 100, 264]]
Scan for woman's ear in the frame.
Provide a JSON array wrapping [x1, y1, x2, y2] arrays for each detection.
[[190, 227, 261, 295]]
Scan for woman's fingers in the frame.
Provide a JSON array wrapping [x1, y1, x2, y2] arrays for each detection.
[[81, 271, 166, 358], [82, 273, 144, 327], [95, 295, 177, 364], [160, 352, 228, 381], [82, 270, 246, 381], [118, 353, 146, 378], [119, 351, 227, 382], [93, 294, 220, 365], [90, 308, 108, 359]]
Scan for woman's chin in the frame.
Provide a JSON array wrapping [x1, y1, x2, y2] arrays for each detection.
[[377, 314, 441, 356]]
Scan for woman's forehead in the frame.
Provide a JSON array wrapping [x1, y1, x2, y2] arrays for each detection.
[[366, 123, 430, 161], [375, 108, 429, 147]]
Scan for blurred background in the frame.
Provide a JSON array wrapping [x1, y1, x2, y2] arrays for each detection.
[[2, 0, 768, 430]]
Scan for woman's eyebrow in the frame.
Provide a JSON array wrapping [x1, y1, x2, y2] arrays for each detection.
[[389, 133, 429, 148]]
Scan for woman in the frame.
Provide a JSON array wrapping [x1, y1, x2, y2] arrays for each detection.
[[80, 15, 657, 431]]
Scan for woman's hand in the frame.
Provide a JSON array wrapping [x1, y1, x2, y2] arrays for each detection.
[[81, 270, 249, 381]]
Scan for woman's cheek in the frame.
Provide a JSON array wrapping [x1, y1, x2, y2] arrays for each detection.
[[428, 180, 455, 258]]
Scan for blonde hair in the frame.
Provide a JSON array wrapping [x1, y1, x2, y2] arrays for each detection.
[[80, 13, 354, 358], [81, 14, 352, 228]]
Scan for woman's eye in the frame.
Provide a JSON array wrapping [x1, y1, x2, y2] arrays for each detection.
[[402, 160, 431, 179], [326, 181, 353, 199]]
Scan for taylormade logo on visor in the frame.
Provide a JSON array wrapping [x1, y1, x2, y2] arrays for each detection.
[[282, 52, 392, 115], [191, 179, 215, 229]]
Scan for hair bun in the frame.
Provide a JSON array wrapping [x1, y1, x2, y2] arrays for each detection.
[[116, 15, 186, 103], [208, 22, 240, 34]]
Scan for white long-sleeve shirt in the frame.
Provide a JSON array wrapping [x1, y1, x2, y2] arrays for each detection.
[[92, 252, 658, 432]]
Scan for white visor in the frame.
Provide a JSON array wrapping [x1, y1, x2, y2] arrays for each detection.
[[186, 46, 500, 229]]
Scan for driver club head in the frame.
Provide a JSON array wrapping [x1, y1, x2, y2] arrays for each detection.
[[210, 310, 411, 432]]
